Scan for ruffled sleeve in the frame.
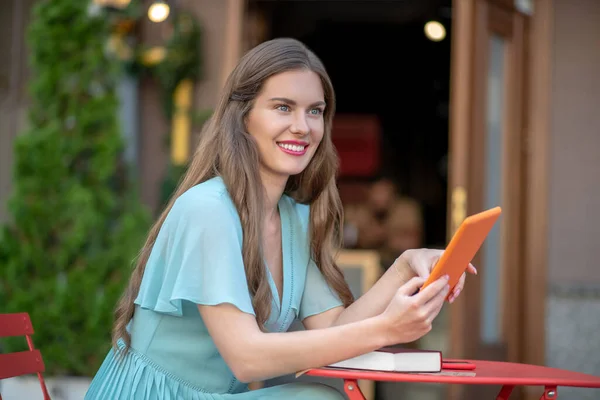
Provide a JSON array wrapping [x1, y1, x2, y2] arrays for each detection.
[[134, 183, 255, 317], [295, 203, 344, 321], [298, 259, 344, 321]]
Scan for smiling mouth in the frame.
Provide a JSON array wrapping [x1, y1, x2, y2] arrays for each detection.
[[277, 142, 308, 154]]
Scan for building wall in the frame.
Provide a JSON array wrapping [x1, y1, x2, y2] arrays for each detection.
[[546, 0, 600, 398], [138, 0, 244, 213]]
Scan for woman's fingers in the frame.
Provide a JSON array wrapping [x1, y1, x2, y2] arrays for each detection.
[[449, 263, 477, 303], [467, 263, 478, 275], [398, 277, 427, 297], [449, 273, 466, 303], [425, 280, 450, 312], [414, 275, 449, 306]]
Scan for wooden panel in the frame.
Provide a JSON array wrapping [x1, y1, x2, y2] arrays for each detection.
[[139, 77, 169, 213], [465, 0, 488, 355], [0, 0, 21, 223], [0, 106, 13, 223], [447, 3, 478, 399], [221, 0, 245, 89], [448, 0, 476, 364], [489, 3, 514, 36], [484, 0, 517, 11], [522, 1, 552, 398], [503, 11, 527, 365]]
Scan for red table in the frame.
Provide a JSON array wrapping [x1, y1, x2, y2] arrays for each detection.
[[305, 359, 600, 399]]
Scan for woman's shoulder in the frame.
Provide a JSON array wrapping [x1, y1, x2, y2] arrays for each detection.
[[179, 175, 229, 201], [169, 176, 238, 222]]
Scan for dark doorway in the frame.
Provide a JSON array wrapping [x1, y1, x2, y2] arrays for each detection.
[[251, 0, 453, 249]]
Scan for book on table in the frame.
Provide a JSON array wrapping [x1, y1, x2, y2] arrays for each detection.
[[326, 347, 442, 373]]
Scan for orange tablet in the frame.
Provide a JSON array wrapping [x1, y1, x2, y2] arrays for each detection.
[[420, 206, 502, 296]]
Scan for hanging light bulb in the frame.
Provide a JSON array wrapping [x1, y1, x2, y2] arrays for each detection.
[[424, 21, 446, 42], [148, 0, 170, 23]]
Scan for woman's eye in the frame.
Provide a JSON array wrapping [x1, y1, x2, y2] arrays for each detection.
[[276, 104, 290, 112], [309, 108, 324, 115]]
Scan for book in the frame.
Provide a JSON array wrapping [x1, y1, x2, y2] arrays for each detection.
[[326, 347, 442, 373], [418, 370, 476, 377]]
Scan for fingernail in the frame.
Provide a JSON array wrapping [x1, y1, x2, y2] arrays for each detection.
[[473, 267, 478, 275], [445, 274, 450, 281], [455, 289, 461, 297]]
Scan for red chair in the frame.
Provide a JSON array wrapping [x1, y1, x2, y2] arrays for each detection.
[[0, 312, 51, 400]]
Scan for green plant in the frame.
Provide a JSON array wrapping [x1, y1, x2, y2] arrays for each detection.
[[0, 0, 150, 377]]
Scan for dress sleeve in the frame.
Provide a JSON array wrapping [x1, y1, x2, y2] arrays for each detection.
[[134, 190, 255, 317], [295, 201, 344, 321], [298, 259, 344, 321]]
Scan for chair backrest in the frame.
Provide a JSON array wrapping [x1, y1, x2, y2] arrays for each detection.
[[0, 313, 51, 400]]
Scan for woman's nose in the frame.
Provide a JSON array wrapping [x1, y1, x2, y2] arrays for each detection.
[[290, 114, 310, 136]]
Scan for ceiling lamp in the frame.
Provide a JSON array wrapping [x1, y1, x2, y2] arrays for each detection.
[[424, 20, 446, 42]]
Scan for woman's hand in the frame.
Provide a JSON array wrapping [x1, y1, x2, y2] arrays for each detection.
[[393, 248, 477, 303], [381, 276, 450, 344]]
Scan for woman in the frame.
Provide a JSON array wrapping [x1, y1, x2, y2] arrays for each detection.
[[85, 38, 475, 399]]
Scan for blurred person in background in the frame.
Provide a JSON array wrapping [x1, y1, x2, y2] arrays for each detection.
[[344, 202, 387, 249], [85, 38, 473, 400], [342, 178, 399, 250], [368, 177, 398, 221], [380, 197, 424, 269]]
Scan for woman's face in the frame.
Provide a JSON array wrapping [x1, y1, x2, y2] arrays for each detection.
[[245, 69, 326, 182]]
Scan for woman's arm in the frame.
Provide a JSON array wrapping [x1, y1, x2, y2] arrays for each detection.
[[303, 256, 415, 330], [198, 275, 448, 383], [200, 304, 387, 383], [304, 248, 475, 330]]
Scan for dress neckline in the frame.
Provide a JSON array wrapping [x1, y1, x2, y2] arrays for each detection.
[[264, 195, 294, 331]]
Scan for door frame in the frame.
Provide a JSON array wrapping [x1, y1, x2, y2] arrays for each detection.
[[521, 1, 552, 398], [447, 0, 552, 398]]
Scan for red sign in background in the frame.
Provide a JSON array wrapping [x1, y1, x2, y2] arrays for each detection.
[[331, 114, 381, 178]]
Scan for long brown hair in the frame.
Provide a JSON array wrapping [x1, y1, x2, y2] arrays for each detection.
[[112, 38, 354, 353]]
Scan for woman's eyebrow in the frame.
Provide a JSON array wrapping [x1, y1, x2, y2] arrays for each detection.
[[268, 97, 326, 107]]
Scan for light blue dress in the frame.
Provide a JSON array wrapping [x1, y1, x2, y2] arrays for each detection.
[[84, 177, 345, 399]]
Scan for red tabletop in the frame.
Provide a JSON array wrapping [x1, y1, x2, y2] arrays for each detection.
[[305, 359, 600, 388]]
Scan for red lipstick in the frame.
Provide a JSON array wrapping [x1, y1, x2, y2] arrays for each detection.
[[276, 140, 309, 156]]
